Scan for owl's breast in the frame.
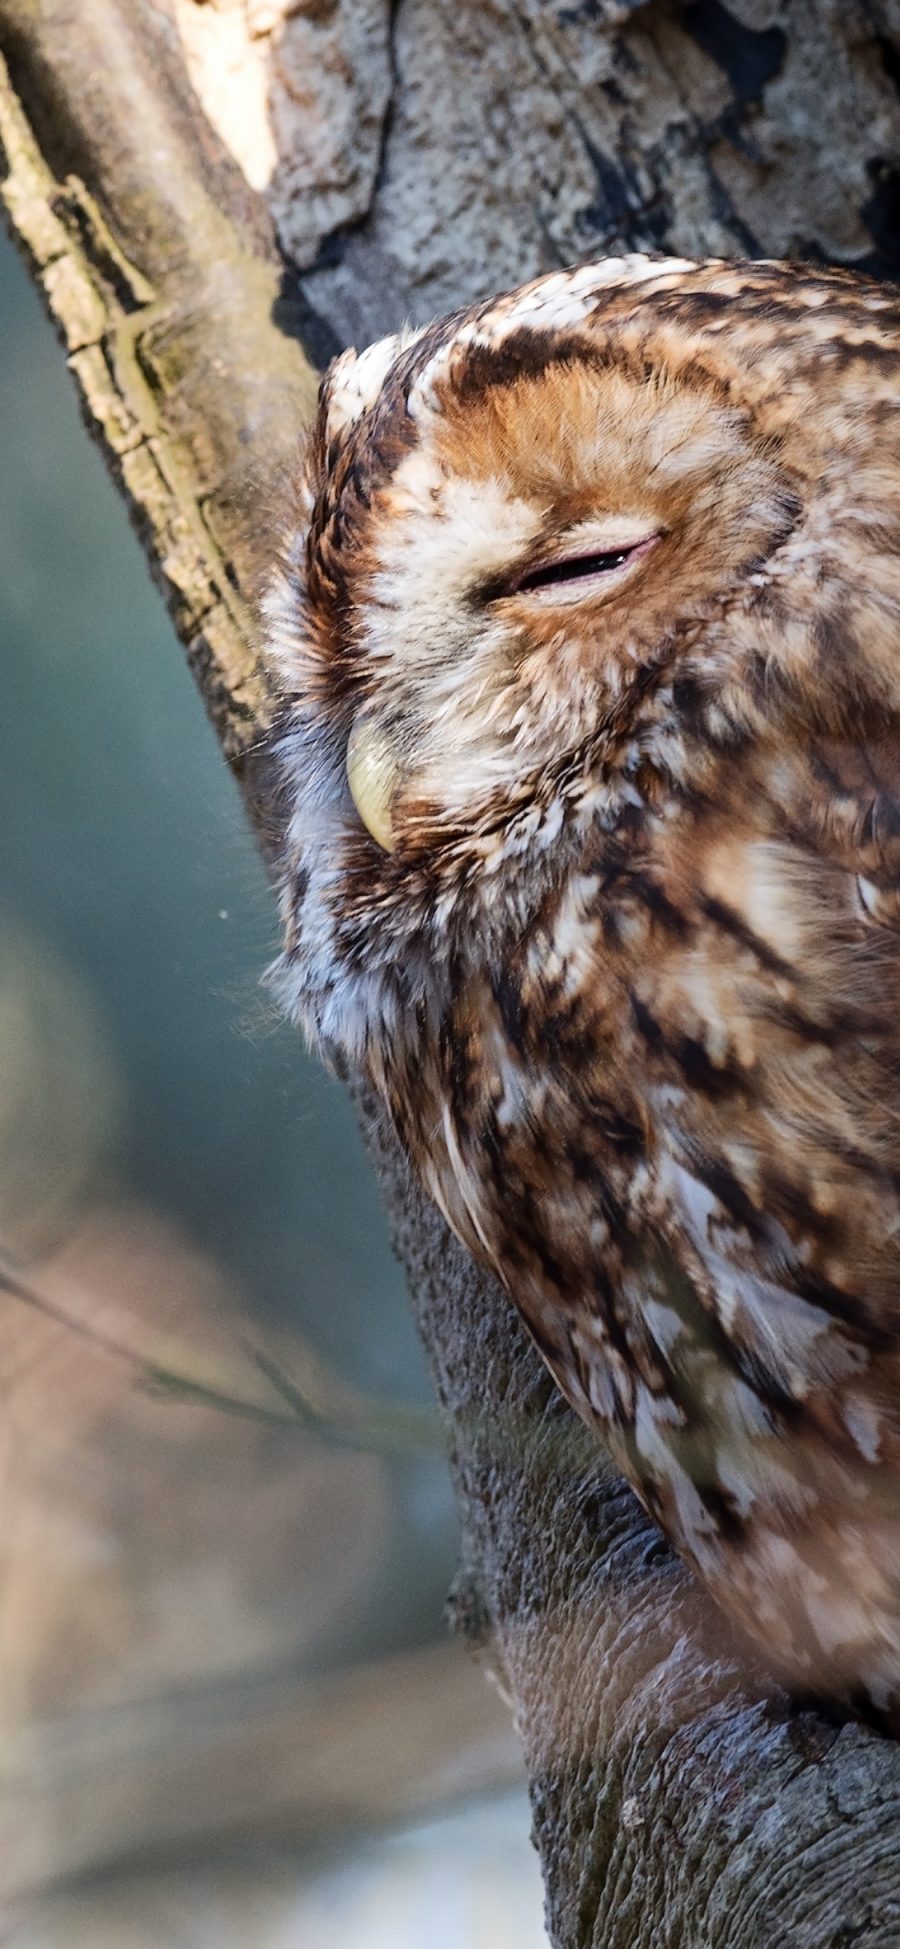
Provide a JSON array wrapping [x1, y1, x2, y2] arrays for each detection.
[[376, 734, 900, 1713]]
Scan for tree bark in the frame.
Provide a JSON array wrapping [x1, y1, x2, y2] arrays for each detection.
[[4, 0, 900, 1940]]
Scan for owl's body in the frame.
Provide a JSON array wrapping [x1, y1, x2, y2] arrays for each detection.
[[266, 257, 900, 1717]]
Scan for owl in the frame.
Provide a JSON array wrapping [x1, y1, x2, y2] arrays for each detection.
[[264, 255, 900, 1723]]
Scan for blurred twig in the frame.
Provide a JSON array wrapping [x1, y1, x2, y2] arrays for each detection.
[[251, 1342, 441, 1453], [0, 1246, 439, 1453]]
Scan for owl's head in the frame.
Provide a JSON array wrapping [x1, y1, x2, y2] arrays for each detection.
[[266, 255, 900, 1052]]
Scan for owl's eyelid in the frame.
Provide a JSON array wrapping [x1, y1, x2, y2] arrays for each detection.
[[499, 530, 660, 601]]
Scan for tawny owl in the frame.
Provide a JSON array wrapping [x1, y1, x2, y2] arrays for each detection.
[[265, 255, 900, 1723]]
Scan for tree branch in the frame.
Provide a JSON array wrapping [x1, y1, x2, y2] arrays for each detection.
[[4, 1, 900, 1940], [6, 1638, 521, 1898]]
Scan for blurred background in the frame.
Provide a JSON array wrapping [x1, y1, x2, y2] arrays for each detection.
[[0, 223, 542, 1942]]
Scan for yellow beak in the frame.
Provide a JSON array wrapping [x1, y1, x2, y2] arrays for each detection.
[[346, 719, 399, 854]]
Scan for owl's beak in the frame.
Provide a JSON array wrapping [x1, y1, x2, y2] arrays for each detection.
[[346, 719, 399, 853]]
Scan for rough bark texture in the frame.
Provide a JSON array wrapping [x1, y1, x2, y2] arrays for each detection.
[[3, 0, 900, 1941]]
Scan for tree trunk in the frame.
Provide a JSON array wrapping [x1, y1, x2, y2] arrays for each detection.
[[3, 1, 900, 1940]]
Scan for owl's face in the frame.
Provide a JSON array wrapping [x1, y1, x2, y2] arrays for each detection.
[[332, 351, 790, 842], [266, 255, 900, 1052]]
